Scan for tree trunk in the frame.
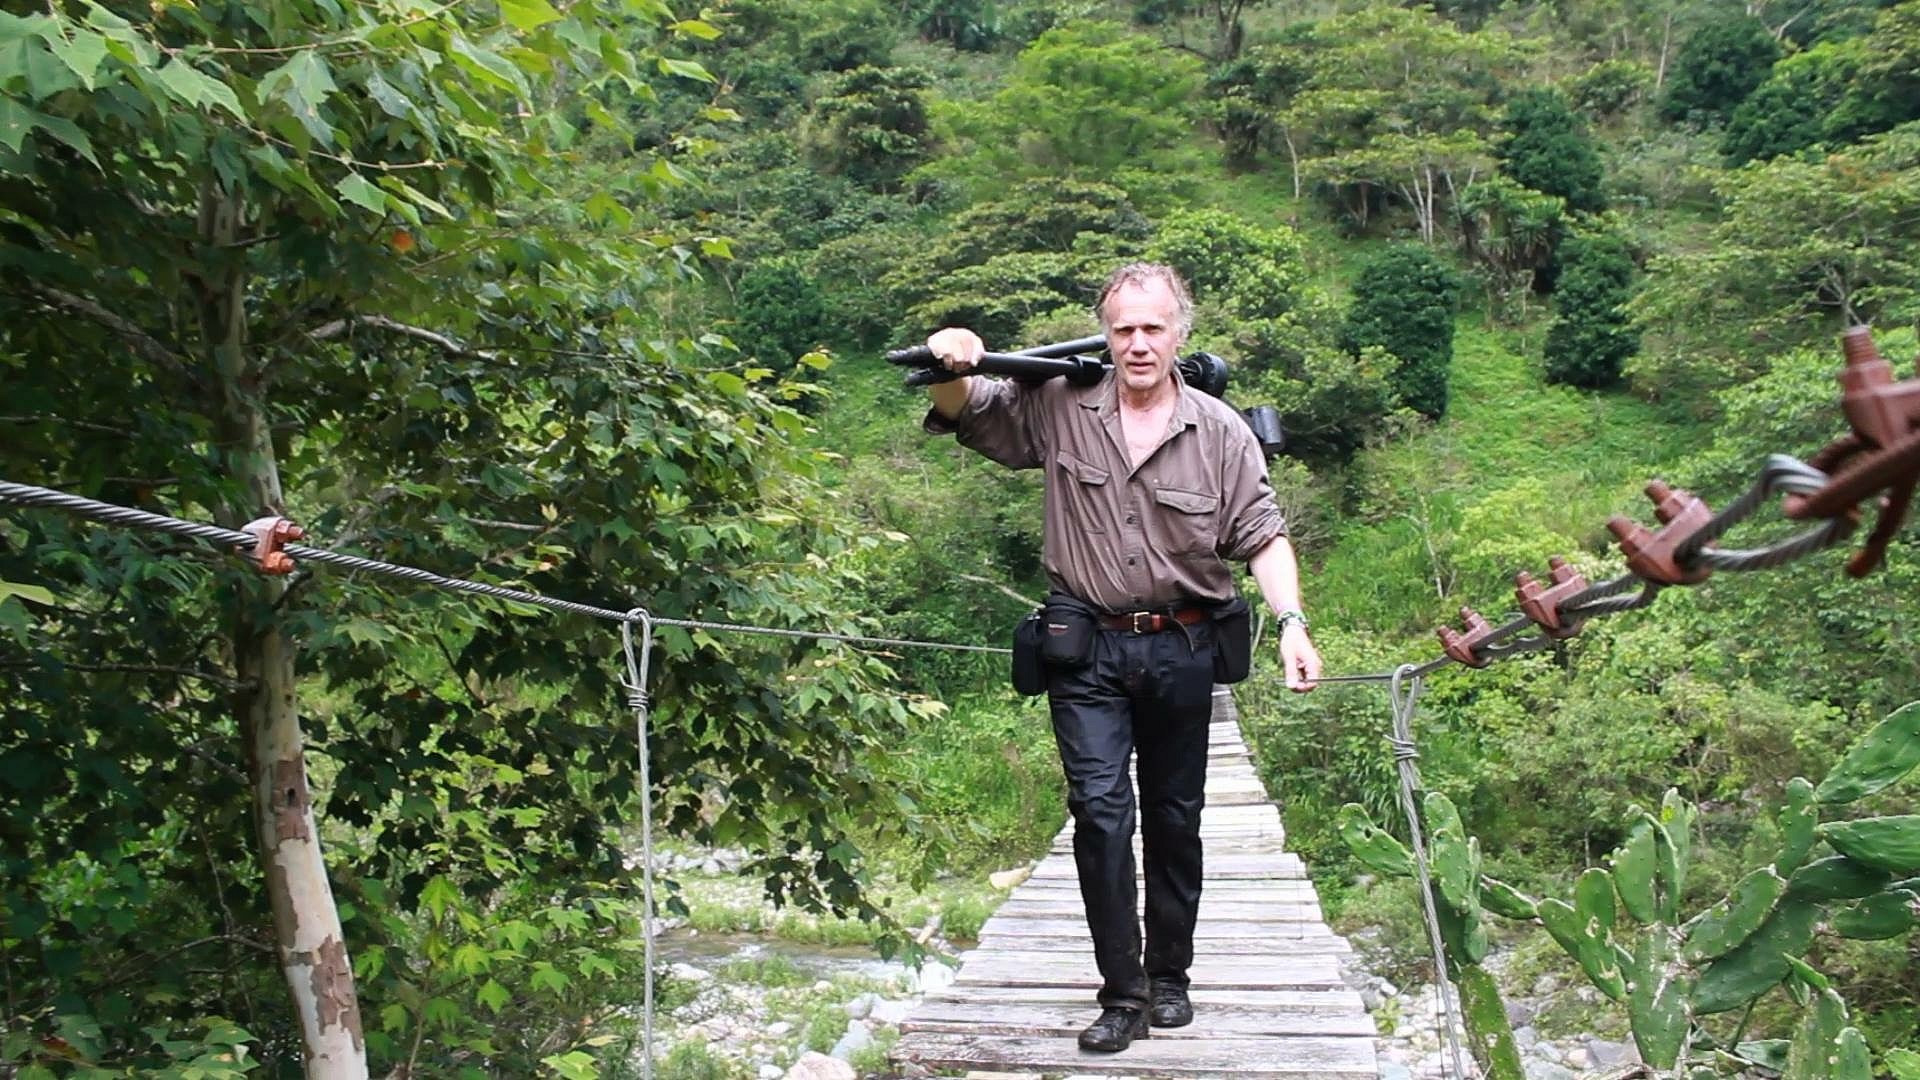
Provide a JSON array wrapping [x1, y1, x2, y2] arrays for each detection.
[[199, 184, 368, 1079], [1655, 10, 1675, 91]]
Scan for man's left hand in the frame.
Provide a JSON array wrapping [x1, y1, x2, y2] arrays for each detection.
[[1279, 624, 1320, 692]]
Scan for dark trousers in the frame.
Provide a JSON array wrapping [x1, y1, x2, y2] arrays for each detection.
[[1046, 622, 1214, 1011]]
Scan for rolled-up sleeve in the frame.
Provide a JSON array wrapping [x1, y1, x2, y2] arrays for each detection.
[[921, 377, 1047, 470], [1217, 425, 1287, 562]]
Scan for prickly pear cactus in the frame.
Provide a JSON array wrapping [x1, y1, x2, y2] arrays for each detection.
[[1342, 699, 1920, 1080], [1337, 797, 1527, 1080]]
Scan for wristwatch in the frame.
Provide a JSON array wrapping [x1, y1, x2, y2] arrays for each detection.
[[1274, 609, 1309, 633]]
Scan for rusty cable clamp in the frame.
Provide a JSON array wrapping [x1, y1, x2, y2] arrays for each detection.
[[1784, 326, 1920, 577], [1437, 607, 1499, 668], [1607, 481, 1716, 587], [241, 516, 305, 575], [1515, 556, 1589, 640]]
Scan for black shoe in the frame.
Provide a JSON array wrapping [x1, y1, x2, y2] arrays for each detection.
[[1077, 1006, 1149, 1052], [1149, 982, 1193, 1028]]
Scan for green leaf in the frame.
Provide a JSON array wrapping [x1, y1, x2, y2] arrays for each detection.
[[657, 56, 713, 83], [499, 0, 563, 32], [260, 49, 338, 144], [0, 579, 57, 606], [450, 34, 528, 96], [48, 27, 107, 90], [336, 173, 388, 214], [153, 58, 247, 120], [476, 978, 510, 1013], [667, 19, 722, 40], [706, 371, 747, 397], [1886, 1048, 1920, 1080], [541, 1050, 597, 1080]]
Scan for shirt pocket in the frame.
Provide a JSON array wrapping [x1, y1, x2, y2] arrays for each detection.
[[1150, 485, 1219, 555], [1054, 450, 1111, 535]]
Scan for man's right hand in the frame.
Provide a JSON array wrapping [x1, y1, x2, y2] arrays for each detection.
[[927, 327, 986, 373]]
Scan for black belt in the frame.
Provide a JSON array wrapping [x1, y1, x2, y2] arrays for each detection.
[[1098, 608, 1208, 634]]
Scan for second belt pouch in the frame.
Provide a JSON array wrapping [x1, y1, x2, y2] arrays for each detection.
[[1040, 596, 1097, 668]]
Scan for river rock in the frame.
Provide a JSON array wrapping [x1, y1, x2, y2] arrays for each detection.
[[783, 1052, 855, 1080], [1526, 1064, 1577, 1080], [1588, 1037, 1638, 1067], [989, 866, 1031, 890], [828, 1019, 871, 1060], [846, 993, 876, 1020], [757, 1065, 783, 1080], [765, 1021, 792, 1037]]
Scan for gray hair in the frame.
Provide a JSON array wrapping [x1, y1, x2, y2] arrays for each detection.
[[1094, 262, 1194, 342]]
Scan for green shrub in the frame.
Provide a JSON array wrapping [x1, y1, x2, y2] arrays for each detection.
[[1498, 88, 1606, 214], [1659, 15, 1783, 126], [1340, 245, 1461, 419], [1543, 230, 1638, 388]]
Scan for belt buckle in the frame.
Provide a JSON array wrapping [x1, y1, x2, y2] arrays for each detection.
[[1130, 611, 1156, 634]]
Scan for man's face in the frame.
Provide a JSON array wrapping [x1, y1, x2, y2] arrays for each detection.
[[1101, 279, 1184, 398]]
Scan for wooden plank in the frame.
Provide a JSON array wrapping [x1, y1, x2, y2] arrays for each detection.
[[975, 914, 1336, 933], [952, 953, 1346, 991], [921, 985, 1368, 1013], [992, 900, 1324, 921], [1032, 854, 1305, 880], [900, 1001, 1377, 1038], [891, 1033, 1378, 1079], [974, 934, 1352, 955], [1009, 878, 1317, 891]]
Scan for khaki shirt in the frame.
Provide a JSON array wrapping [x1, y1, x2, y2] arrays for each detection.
[[924, 370, 1287, 612]]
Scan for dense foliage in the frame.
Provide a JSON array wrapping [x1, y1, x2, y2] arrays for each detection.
[[3, 0, 1918, 1075]]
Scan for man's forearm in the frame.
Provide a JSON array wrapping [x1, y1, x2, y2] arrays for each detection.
[[1248, 535, 1305, 616], [930, 375, 972, 420]]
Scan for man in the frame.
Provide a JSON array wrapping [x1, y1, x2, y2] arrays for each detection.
[[921, 262, 1322, 1052]]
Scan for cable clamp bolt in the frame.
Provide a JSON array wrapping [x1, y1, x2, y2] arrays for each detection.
[[1436, 606, 1497, 668], [241, 516, 305, 575], [1607, 481, 1714, 586], [1514, 556, 1588, 639]]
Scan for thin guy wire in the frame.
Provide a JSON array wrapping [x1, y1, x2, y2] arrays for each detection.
[[620, 612, 659, 1080], [0, 481, 1009, 655], [1388, 667, 1473, 1080]]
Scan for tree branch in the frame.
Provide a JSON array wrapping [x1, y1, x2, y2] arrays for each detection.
[[22, 285, 192, 376], [954, 572, 1041, 609], [307, 314, 494, 359], [1, 659, 253, 692]]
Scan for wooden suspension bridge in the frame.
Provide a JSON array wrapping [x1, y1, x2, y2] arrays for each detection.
[[890, 689, 1383, 1079]]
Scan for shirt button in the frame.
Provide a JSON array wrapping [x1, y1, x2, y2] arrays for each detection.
[[1126, 515, 1136, 525], [1127, 557, 1137, 565]]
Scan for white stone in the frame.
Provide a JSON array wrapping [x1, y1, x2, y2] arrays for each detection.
[[845, 993, 876, 1020], [812, 979, 833, 992], [669, 963, 713, 983], [783, 1052, 856, 1080], [765, 1021, 792, 1037], [1525, 1064, 1576, 1080], [988, 866, 1032, 890], [1512, 1025, 1538, 1050], [828, 1019, 872, 1060], [758, 1065, 783, 1080], [915, 962, 957, 994], [1565, 1046, 1592, 1069]]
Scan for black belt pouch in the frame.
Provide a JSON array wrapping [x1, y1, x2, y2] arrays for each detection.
[[1210, 597, 1253, 684], [1039, 594, 1097, 668], [1011, 610, 1046, 697]]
